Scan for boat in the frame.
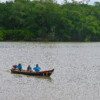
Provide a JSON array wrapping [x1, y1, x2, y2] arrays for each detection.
[[11, 68, 54, 77]]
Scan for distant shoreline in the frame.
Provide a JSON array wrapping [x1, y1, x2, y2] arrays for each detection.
[[0, 40, 100, 42]]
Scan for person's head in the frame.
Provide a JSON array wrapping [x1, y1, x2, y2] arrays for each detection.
[[19, 63, 21, 65], [36, 64, 38, 67], [28, 65, 30, 68]]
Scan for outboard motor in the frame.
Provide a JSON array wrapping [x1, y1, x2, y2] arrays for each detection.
[[13, 65, 17, 69]]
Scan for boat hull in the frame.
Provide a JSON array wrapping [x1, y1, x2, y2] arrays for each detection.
[[11, 68, 54, 77]]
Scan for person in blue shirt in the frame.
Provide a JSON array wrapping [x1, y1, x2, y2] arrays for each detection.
[[33, 64, 41, 72], [17, 63, 22, 71], [27, 65, 32, 72]]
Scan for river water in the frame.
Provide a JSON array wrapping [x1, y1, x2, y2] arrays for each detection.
[[0, 42, 100, 100]]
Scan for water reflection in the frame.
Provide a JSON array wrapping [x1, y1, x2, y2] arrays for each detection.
[[33, 76, 53, 81], [11, 73, 53, 82], [12, 74, 23, 78]]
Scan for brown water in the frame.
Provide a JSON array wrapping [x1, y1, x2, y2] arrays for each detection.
[[0, 42, 100, 100]]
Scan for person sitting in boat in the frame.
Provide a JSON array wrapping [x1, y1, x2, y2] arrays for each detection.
[[17, 63, 22, 71], [33, 64, 41, 72], [27, 65, 32, 72]]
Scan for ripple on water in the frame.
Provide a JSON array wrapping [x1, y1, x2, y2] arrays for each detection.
[[0, 42, 100, 100]]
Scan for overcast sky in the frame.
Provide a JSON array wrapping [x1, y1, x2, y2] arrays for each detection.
[[0, 0, 100, 5], [58, 0, 100, 5]]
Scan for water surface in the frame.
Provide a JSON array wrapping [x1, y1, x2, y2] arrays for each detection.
[[0, 42, 100, 100]]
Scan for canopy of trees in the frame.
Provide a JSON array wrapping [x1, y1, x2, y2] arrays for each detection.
[[0, 0, 100, 41]]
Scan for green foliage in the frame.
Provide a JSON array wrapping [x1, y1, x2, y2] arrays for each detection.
[[0, 31, 3, 41], [3, 30, 35, 41], [0, 1, 100, 41]]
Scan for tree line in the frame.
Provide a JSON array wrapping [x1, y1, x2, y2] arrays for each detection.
[[0, 0, 100, 41]]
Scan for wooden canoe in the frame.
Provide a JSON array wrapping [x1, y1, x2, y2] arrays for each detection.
[[11, 68, 54, 77]]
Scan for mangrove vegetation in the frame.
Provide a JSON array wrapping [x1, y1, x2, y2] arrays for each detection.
[[0, 0, 100, 41]]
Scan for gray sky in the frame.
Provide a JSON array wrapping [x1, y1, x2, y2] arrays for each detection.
[[0, 0, 100, 5], [57, 0, 100, 5]]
